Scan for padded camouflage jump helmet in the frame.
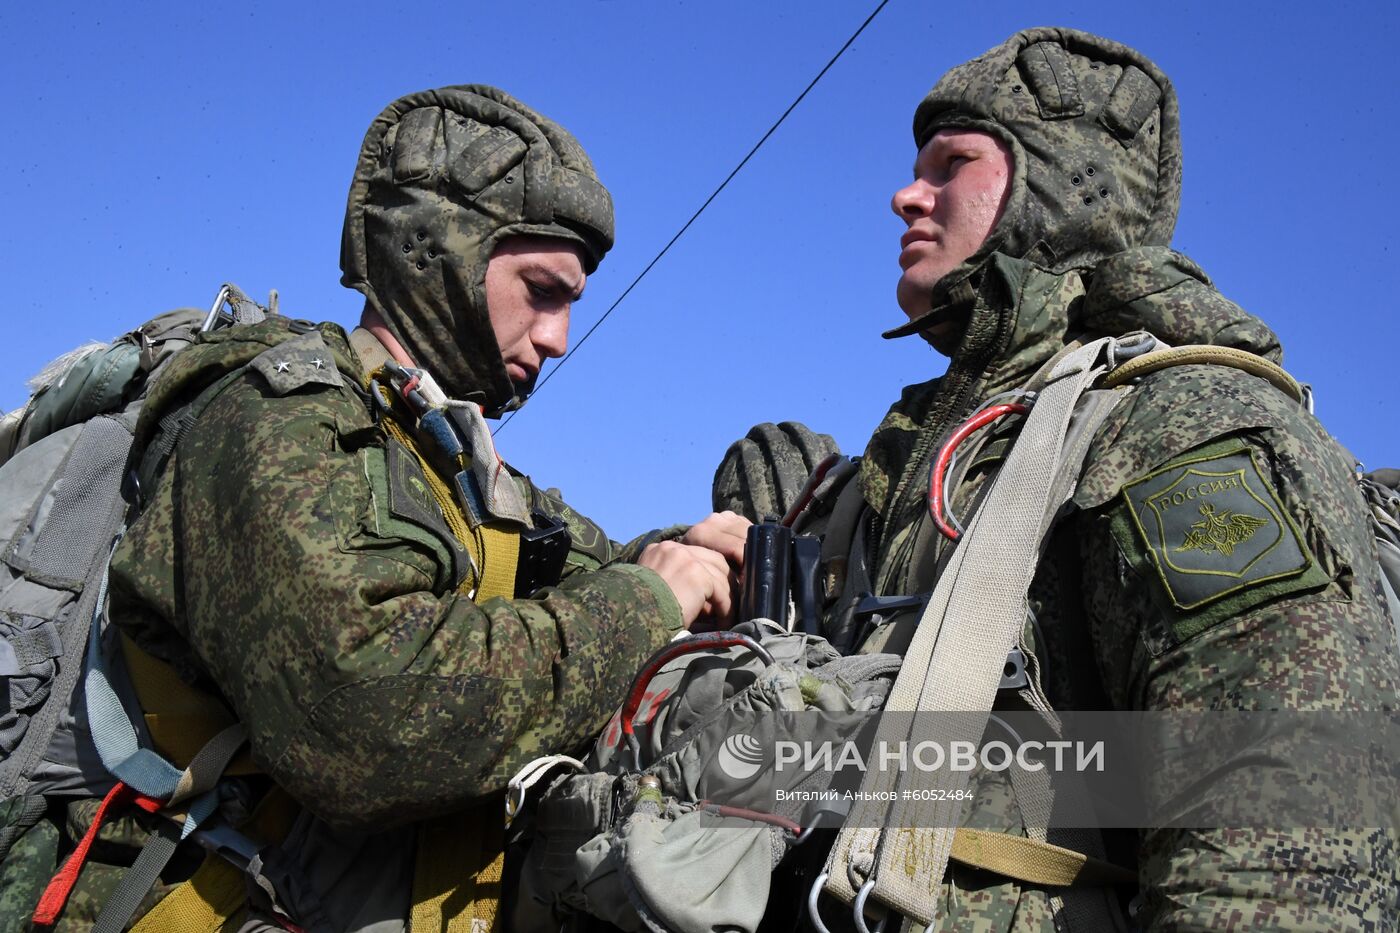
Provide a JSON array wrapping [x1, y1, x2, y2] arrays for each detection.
[[887, 27, 1182, 339], [341, 85, 614, 414]]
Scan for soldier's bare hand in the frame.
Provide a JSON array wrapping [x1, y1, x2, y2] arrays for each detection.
[[638, 540, 737, 630], [679, 511, 751, 570]]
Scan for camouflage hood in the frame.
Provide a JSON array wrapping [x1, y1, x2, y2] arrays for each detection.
[[980, 247, 1283, 399], [886, 27, 1181, 342], [340, 85, 614, 415]]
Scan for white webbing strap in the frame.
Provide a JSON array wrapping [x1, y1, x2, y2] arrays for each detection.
[[823, 337, 1119, 926]]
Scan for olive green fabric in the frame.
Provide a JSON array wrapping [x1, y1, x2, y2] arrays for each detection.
[[0, 308, 205, 463], [1117, 440, 1324, 617], [340, 85, 615, 415], [0, 317, 684, 930]]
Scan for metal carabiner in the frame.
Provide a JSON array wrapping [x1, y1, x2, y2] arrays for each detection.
[[853, 879, 888, 933], [806, 872, 834, 933], [200, 285, 234, 333]]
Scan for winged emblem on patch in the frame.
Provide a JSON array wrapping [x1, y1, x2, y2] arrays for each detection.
[[1175, 502, 1270, 557]]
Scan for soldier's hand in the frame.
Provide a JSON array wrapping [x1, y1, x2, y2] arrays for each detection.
[[679, 510, 751, 570], [638, 540, 737, 630]]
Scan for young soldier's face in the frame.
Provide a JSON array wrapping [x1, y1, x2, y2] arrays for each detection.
[[891, 129, 1012, 327], [483, 236, 586, 389]]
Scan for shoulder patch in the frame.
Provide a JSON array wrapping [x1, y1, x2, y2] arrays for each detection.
[[1121, 443, 1312, 611], [376, 439, 473, 589], [249, 331, 345, 396], [387, 440, 446, 534]]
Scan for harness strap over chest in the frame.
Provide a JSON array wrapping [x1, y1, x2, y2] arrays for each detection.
[[355, 328, 514, 933], [823, 336, 1126, 928]]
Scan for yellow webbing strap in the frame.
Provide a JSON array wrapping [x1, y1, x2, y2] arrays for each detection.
[[361, 361, 515, 932], [470, 522, 520, 602], [130, 856, 246, 932], [950, 828, 1136, 887], [371, 385, 521, 602], [120, 633, 259, 777], [131, 788, 299, 932], [1101, 344, 1304, 404], [411, 804, 506, 933]]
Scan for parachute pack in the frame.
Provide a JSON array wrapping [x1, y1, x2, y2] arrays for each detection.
[[0, 287, 273, 931], [509, 333, 1400, 933]]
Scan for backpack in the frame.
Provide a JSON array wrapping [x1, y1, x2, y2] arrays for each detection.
[[0, 286, 270, 928]]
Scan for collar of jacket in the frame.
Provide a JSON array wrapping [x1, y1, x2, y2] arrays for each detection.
[[937, 245, 1284, 401], [348, 326, 395, 381], [857, 246, 1285, 524]]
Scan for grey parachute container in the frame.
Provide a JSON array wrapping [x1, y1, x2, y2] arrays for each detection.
[[0, 309, 207, 869], [509, 623, 900, 933], [0, 293, 267, 874]]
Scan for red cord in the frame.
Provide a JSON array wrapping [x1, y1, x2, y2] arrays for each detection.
[[780, 452, 844, 528], [697, 800, 803, 834], [928, 403, 1029, 541], [33, 781, 164, 926], [620, 632, 773, 739]]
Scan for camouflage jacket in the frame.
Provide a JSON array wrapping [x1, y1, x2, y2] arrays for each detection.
[[852, 247, 1399, 931], [110, 317, 683, 827], [0, 317, 683, 931]]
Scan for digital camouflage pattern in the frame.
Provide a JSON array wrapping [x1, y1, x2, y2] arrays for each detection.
[[844, 28, 1397, 932], [711, 421, 841, 522], [111, 318, 683, 828], [0, 86, 651, 929], [340, 85, 614, 415], [0, 798, 188, 931]]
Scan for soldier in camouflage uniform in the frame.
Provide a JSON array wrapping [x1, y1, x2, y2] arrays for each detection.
[[723, 28, 1398, 931], [1, 85, 747, 930]]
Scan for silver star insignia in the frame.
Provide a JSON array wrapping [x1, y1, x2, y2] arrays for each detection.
[[274, 360, 291, 373], [310, 357, 325, 370]]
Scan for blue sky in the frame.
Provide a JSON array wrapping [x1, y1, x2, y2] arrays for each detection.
[[3, 2, 1397, 540]]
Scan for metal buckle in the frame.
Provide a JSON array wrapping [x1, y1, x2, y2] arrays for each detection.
[[1000, 645, 1029, 690]]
